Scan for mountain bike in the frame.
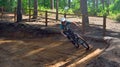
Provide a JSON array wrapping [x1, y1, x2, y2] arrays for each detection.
[[64, 28, 90, 50]]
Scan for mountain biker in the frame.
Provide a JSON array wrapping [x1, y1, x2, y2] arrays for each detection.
[[60, 17, 79, 45]]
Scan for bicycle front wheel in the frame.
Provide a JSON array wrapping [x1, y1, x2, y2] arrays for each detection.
[[77, 38, 89, 50], [74, 42, 79, 48]]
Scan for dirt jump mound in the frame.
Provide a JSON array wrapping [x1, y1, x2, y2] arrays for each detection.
[[0, 22, 60, 38]]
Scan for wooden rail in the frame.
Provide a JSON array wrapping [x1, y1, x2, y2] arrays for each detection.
[[0, 8, 107, 36], [0, 7, 17, 22]]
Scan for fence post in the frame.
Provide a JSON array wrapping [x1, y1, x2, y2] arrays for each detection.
[[45, 11, 48, 26], [64, 13, 66, 18], [14, 7, 17, 22], [103, 15, 106, 36], [29, 9, 31, 22], [0, 7, 1, 20], [1, 6, 3, 20]]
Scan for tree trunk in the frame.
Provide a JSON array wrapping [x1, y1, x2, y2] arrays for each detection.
[[28, 0, 31, 21], [106, 0, 110, 14], [101, 0, 105, 9], [56, 0, 59, 20], [93, 0, 96, 15], [43, 0, 46, 7], [50, 0, 54, 9], [80, 0, 89, 28], [96, 0, 98, 9], [68, 0, 71, 8], [17, 0, 22, 22], [96, 0, 98, 15], [33, 0, 38, 19]]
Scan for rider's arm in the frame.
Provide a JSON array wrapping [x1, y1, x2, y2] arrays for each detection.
[[72, 21, 79, 26], [66, 21, 79, 27], [60, 30, 67, 37], [60, 24, 67, 37]]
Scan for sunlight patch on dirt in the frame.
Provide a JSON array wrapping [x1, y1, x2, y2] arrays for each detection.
[[24, 42, 63, 57], [69, 49, 103, 67]]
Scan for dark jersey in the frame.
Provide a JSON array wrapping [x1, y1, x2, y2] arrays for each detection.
[[60, 21, 71, 31]]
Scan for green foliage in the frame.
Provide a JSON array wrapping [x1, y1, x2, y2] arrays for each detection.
[[116, 14, 120, 22], [71, 0, 80, 14], [0, 0, 120, 19], [38, 6, 50, 11], [0, 0, 17, 12], [110, 0, 120, 14], [59, 8, 73, 14], [107, 0, 120, 20], [112, 1, 119, 12]]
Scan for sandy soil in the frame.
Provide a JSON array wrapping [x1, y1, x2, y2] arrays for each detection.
[[0, 14, 120, 67], [0, 21, 108, 67], [86, 18, 120, 67], [86, 38, 120, 67], [0, 35, 107, 67]]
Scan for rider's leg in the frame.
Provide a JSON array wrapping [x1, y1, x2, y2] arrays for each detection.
[[65, 31, 77, 44], [63, 31, 77, 45], [63, 31, 71, 39], [70, 40, 76, 45]]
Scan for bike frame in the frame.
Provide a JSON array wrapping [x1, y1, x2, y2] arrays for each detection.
[[63, 26, 89, 49], [64, 29, 78, 43]]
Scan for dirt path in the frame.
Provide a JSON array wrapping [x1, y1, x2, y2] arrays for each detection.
[[0, 35, 107, 67], [0, 16, 119, 67], [86, 38, 120, 67]]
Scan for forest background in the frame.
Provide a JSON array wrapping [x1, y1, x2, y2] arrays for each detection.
[[0, 0, 120, 21]]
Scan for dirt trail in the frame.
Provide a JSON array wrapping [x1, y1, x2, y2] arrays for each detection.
[[0, 17, 115, 67], [0, 35, 107, 67]]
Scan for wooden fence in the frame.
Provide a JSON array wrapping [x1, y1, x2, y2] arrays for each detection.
[[0, 7, 16, 22], [0, 7, 107, 36]]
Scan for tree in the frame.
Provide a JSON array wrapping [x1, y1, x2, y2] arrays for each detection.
[[93, 0, 96, 15], [93, 0, 99, 15], [56, 0, 59, 20], [33, 0, 38, 19], [96, 0, 98, 11], [106, 0, 110, 14], [80, 0, 89, 28], [101, 0, 105, 9], [68, 0, 71, 8], [50, 0, 54, 9], [17, 0, 22, 22]]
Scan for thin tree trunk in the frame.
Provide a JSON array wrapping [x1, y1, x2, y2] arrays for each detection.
[[93, 0, 96, 15], [101, 0, 105, 9], [106, 0, 110, 14], [80, 0, 89, 27], [68, 0, 71, 8], [96, 0, 98, 9], [56, 0, 59, 20], [96, 0, 98, 8], [28, 0, 31, 21], [96, 0, 98, 15], [50, 0, 54, 9], [17, 0, 22, 22], [33, 0, 38, 19], [43, 0, 46, 7]]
